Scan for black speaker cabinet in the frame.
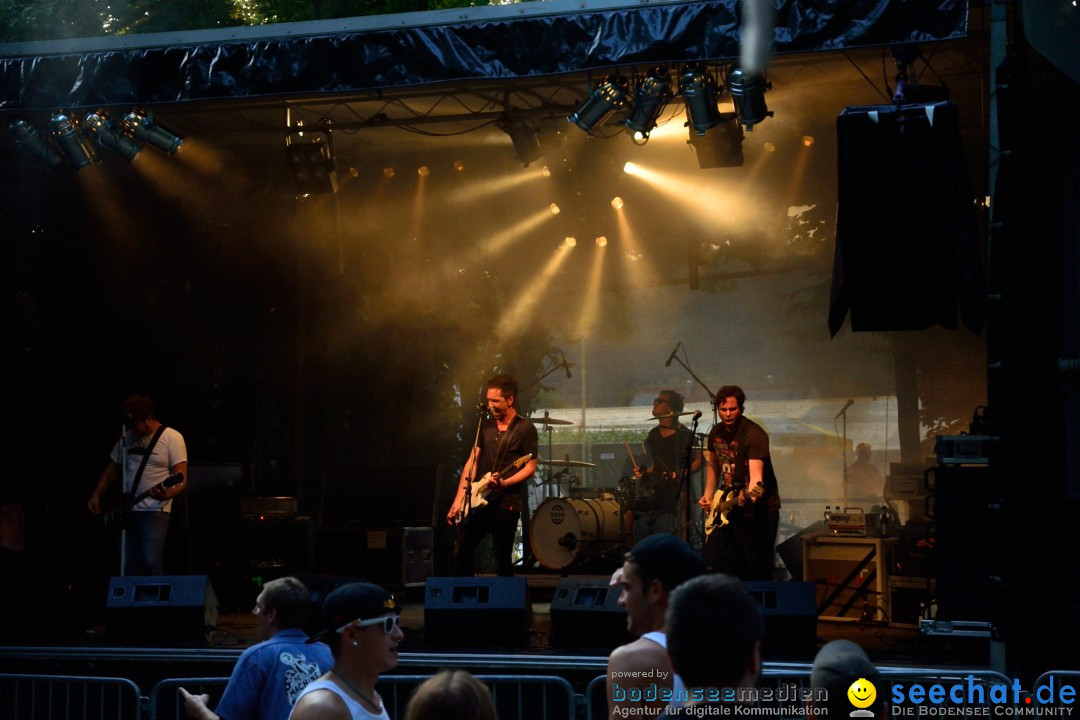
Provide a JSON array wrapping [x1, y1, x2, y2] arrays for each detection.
[[424, 576, 530, 648], [549, 577, 634, 650], [106, 575, 218, 644], [744, 580, 817, 658]]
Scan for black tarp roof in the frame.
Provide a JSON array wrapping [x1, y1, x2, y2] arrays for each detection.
[[0, 0, 969, 111]]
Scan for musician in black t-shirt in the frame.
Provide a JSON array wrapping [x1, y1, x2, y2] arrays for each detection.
[[448, 374, 538, 576], [698, 386, 780, 580]]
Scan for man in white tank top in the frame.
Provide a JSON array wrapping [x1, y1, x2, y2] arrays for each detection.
[[605, 533, 707, 719], [289, 582, 403, 720]]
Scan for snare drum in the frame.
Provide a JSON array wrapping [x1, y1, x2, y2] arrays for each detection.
[[530, 497, 622, 570]]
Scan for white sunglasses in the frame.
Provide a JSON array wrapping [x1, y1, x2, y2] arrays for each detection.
[[336, 615, 401, 635]]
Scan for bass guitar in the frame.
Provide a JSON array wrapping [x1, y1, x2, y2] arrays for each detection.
[[103, 472, 184, 528], [703, 484, 763, 538], [455, 454, 533, 525]]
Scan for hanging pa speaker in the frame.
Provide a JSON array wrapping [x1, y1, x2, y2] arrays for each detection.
[[106, 575, 218, 645], [423, 576, 530, 648]]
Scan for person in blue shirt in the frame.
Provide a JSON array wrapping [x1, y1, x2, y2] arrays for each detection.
[[179, 577, 333, 720]]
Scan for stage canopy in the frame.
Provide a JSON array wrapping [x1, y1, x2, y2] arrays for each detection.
[[0, 0, 970, 110]]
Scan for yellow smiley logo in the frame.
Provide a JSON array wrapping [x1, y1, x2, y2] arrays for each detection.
[[847, 678, 877, 709]]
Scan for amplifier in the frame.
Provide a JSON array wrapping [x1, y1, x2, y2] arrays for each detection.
[[934, 435, 996, 465], [241, 496, 298, 521], [827, 510, 867, 536]]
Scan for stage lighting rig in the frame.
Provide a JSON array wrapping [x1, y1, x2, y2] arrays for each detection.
[[727, 66, 773, 130], [498, 117, 543, 166], [679, 63, 722, 136], [120, 109, 183, 156], [84, 109, 142, 161], [49, 112, 99, 170], [568, 75, 631, 134], [285, 127, 338, 196], [9, 119, 61, 168], [624, 66, 674, 142]]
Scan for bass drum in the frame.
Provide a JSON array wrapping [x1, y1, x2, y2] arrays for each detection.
[[530, 497, 623, 570]]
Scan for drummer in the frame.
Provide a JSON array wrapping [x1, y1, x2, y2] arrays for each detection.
[[632, 390, 702, 545]]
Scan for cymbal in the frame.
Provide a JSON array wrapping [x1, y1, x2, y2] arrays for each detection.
[[648, 411, 698, 420], [539, 459, 597, 468], [532, 413, 573, 426]]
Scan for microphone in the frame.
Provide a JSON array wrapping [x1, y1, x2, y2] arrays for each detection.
[[834, 399, 855, 420], [476, 402, 487, 414], [665, 342, 682, 367], [560, 349, 572, 379], [692, 410, 702, 421]]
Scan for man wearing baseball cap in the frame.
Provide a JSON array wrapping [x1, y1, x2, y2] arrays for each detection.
[[810, 639, 889, 719], [289, 582, 403, 720]]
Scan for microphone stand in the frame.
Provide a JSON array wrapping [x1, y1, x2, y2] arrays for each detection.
[[678, 413, 702, 547], [119, 422, 129, 577], [667, 350, 719, 427], [461, 405, 485, 524]]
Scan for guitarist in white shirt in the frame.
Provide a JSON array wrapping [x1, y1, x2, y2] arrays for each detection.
[[87, 394, 188, 575], [697, 385, 780, 581], [447, 374, 538, 577]]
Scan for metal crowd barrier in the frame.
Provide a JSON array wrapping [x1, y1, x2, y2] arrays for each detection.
[[149, 674, 577, 720], [0, 673, 143, 720], [1031, 671, 1080, 713], [11, 666, 1068, 720], [148, 677, 230, 720]]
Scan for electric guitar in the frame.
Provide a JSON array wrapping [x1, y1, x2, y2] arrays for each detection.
[[455, 454, 533, 525], [704, 483, 763, 538], [103, 473, 184, 528]]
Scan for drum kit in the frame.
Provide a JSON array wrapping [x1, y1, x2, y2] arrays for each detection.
[[526, 410, 703, 573], [525, 409, 710, 572]]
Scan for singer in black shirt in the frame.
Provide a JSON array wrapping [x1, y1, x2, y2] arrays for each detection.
[[448, 374, 538, 576]]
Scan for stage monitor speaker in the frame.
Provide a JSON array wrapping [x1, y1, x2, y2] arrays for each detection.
[[549, 577, 634, 650], [776, 521, 824, 582], [424, 576, 530, 648], [106, 575, 218, 645], [744, 580, 817, 658]]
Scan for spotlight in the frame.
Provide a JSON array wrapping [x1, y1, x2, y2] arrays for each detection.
[[453, 160, 465, 172], [418, 166, 430, 177], [564, 236, 577, 247], [568, 75, 631, 134], [9, 119, 61, 168], [498, 118, 543, 166], [611, 197, 624, 210], [595, 236, 608, 247], [549, 203, 561, 215], [120, 109, 183, 156], [84, 109, 141, 161], [541, 166, 551, 177], [48, 113, 98, 170], [802, 135, 814, 147], [383, 167, 395, 178], [687, 117, 744, 169], [624, 66, 673, 141], [727, 67, 773, 130], [679, 63, 722, 136], [285, 129, 338, 196]]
